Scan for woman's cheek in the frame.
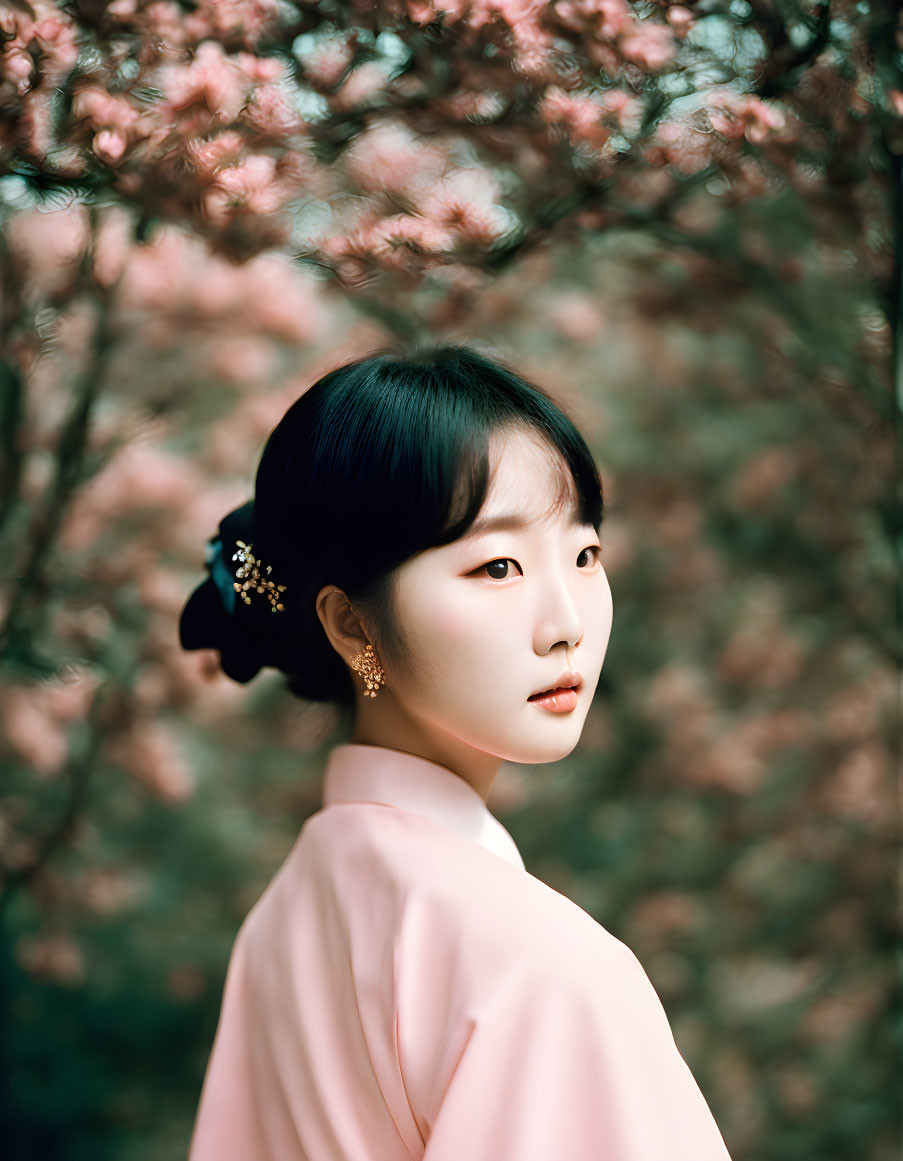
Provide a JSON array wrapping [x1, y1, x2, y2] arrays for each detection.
[[397, 586, 481, 681], [433, 598, 509, 687], [423, 580, 509, 645], [429, 594, 474, 641]]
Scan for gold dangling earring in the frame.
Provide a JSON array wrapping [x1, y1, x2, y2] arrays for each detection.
[[349, 643, 386, 698]]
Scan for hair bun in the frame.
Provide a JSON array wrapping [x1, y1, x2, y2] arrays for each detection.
[[179, 499, 275, 683]]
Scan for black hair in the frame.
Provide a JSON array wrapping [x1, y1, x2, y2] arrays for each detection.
[[179, 341, 605, 713]]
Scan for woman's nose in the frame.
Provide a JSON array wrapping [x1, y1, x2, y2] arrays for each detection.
[[535, 580, 583, 655]]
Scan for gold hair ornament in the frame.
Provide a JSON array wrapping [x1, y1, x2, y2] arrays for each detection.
[[231, 540, 287, 612], [350, 643, 385, 698]]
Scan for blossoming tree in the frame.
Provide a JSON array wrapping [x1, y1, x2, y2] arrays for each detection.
[[0, 2, 899, 1158]]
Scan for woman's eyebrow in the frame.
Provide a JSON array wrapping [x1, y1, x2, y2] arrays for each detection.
[[464, 504, 584, 539]]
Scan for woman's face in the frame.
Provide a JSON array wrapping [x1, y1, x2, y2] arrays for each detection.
[[383, 426, 613, 770]]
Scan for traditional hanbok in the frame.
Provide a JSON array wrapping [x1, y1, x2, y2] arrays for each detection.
[[187, 742, 733, 1160]]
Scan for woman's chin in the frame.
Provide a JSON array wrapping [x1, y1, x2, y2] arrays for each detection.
[[500, 724, 585, 766]]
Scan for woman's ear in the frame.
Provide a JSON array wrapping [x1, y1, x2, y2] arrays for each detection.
[[315, 585, 371, 666]]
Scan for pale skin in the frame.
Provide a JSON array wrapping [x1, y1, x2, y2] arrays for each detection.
[[315, 425, 614, 803]]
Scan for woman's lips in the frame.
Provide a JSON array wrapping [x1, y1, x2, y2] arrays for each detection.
[[527, 686, 579, 713]]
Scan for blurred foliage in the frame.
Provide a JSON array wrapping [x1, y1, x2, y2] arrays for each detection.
[[0, 1, 900, 1159]]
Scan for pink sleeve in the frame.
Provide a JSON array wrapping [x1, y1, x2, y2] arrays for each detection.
[[420, 942, 733, 1161]]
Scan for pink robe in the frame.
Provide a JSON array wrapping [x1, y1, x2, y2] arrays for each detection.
[[187, 742, 733, 1160]]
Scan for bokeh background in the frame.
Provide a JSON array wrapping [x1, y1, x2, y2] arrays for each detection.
[[0, 2, 900, 1159]]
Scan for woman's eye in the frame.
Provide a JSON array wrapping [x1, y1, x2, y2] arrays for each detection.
[[479, 558, 521, 580], [476, 547, 601, 580]]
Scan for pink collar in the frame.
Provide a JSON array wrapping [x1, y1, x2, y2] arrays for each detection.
[[322, 743, 525, 870]]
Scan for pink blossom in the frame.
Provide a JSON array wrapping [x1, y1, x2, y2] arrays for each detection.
[[691, 731, 767, 794], [300, 36, 356, 89], [234, 51, 283, 84], [437, 88, 508, 121], [618, 21, 676, 71], [181, 253, 248, 314], [138, 566, 195, 616], [599, 0, 639, 38], [509, 16, 556, 80], [821, 744, 892, 828], [556, 0, 633, 40], [403, 0, 471, 25], [324, 211, 453, 273], [0, 3, 78, 93], [184, 0, 280, 48], [331, 61, 389, 112], [7, 204, 88, 297], [666, 5, 695, 37], [30, 14, 80, 73], [540, 87, 612, 149], [204, 151, 287, 221], [93, 128, 129, 165], [742, 96, 785, 143], [708, 89, 786, 144], [125, 0, 193, 49], [117, 225, 326, 340], [184, 130, 246, 179], [547, 291, 606, 342], [0, 686, 68, 775], [108, 443, 206, 511], [419, 169, 508, 245], [43, 669, 101, 722], [106, 0, 140, 19], [204, 335, 276, 383], [199, 408, 271, 472], [108, 720, 196, 802], [344, 122, 447, 197], [597, 87, 643, 131], [464, 0, 545, 33], [17, 88, 64, 162], [159, 41, 250, 122], [404, 0, 441, 24], [118, 227, 192, 310], [242, 83, 303, 135], [59, 440, 207, 551], [1, 45, 34, 93], [71, 85, 140, 132], [644, 120, 712, 175], [368, 213, 451, 254], [215, 150, 278, 198], [238, 258, 328, 341], [178, 483, 251, 553], [0, 6, 21, 35]]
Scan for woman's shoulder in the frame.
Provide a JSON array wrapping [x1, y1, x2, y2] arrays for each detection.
[[347, 804, 630, 969], [296, 799, 636, 979]]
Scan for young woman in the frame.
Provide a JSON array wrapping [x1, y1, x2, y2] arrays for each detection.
[[179, 342, 733, 1161]]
